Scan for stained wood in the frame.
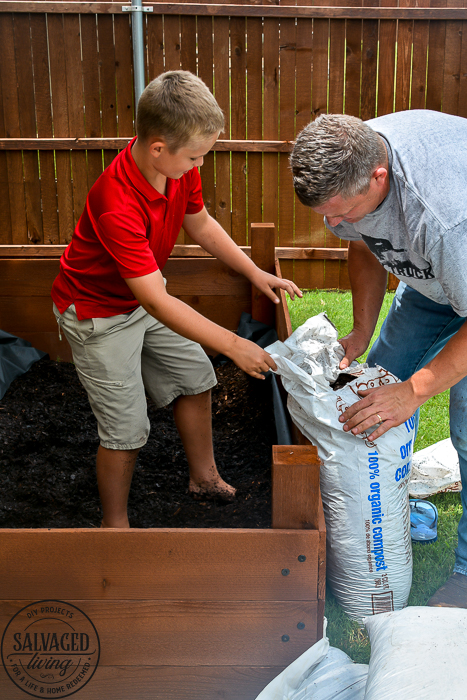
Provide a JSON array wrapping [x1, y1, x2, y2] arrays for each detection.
[[250, 223, 276, 327], [272, 446, 321, 531], [3, 3, 467, 19], [245, 16, 263, 230], [230, 16, 247, 245], [360, 1, 378, 120], [0, 529, 319, 600], [31, 14, 60, 244], [442, 0, 464, 114], [294, 17, 313, 249], [213, 17, 231, 235], [275, 260, 293, 342], [197, 16, 216, 218], [426, 0, 448, 111], [0, 666, 292, 700], [0, 138, 295, 151], [14, 14, 44, 245], [395, 0, 414, 113], [278, 18, 296, 248], [0, 15, 28, 244], [410, 0, 430, 110], [0, 599, 319, 667], [47, 13, 74, 242], [263, 18, 279, 227], [0, 244, 349, 259], [377, 0, 397, 116]]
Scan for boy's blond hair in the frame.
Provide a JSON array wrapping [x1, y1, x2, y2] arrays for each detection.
[[136, 71, 224, 151]]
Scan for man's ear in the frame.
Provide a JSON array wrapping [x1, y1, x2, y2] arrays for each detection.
[[373, 165, 389, 192]]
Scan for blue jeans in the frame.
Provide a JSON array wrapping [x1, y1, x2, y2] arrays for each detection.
[[367, 282, 467, 575]]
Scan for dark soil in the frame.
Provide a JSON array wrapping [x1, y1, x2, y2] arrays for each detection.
[[0, 358, 276, 529]]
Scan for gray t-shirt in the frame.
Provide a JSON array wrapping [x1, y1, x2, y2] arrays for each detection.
[[326, 110, 467, 316]]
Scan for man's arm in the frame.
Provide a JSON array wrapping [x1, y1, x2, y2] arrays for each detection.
[[183, 207, 302, 303], [125, 270, 276, 380], [339, 239, 388, 368], [341, 317, 467, 440]]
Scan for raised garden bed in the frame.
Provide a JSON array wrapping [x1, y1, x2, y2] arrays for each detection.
[[0, 225, 325, 700]]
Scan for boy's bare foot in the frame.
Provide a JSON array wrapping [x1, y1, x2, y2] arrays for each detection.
[[188, 467, 236, 502]]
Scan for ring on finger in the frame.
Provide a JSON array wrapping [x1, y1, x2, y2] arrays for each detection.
[[376, 413, 383, 425]]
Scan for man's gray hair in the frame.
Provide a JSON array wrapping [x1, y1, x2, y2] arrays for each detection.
[[290, 114, 387, 208]]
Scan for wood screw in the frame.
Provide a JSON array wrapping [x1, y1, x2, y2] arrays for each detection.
[[298, 555, 306, 562], [281, 568, 290, 576], [281, 635, 290, 642], [297, 622, 305, 630]]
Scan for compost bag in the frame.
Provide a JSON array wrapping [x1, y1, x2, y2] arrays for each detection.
[[266, 314, 414, 623]]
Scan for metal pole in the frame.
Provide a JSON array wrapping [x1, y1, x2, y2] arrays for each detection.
[[131, 0, 145, 106]]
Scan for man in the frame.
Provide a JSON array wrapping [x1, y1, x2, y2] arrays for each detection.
[[290, 110, 467, 607]]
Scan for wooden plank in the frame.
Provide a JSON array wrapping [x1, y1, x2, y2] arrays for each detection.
[[14, 13, 44, 244], [146, 11, 164, 81], [376, 0, 397, 116], [213, 17, 231, 234], [360, 1, 378, 119], [0, 296, 59, 332], [275, 259, 293, 342], [395, 1, 414, 113], [0, 25, 13, 245], [0, 666, 294, 700], [97, 13, 119, 169], [30, 13, 60, 244], [345, 17, 363, 118], [426, 0, 447, 111], [81, 13, 105, 190], [272, 445, 322, 531], [410, 1, 430, 109], [63, 13, 89, 228], [0, 599, 319, 667], [114, 14, 135, 137], [294, 17, 313, 250], [459, 13, 467, 117], [165, 258, 251, 295], [442, 0, 464, 115], [250, 223, 276, 326], [263, 17, 279, 227], [47, 13, 75, 243], [197, 16, 216, 218], [245, 16, 263, 234], [2, 3, 467, 19], [0, 14, 28, 244], [0, 138, 296, 151], [231, 16, 248, 245], [278, 18, 296, 249], [163, 15, 181, 70], [0, 529, 319, 600], [0, 244, 350, 259]]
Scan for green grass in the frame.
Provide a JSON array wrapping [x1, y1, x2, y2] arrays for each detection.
[[286, 289, 461, 664]]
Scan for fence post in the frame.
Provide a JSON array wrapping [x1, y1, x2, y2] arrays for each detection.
[[250, 222, 276, 327]]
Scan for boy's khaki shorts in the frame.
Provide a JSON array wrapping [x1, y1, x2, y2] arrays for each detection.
[[53, 304, 217, 450]]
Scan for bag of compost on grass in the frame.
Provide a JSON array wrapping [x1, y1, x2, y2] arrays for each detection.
[[266, 314, 414, 623]]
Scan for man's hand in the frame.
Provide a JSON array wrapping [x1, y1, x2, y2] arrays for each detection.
[[226, 336, 277, 379], [250, 269, 303, 304], [338, 329, 372, 369], [338, 380, 420, 441]]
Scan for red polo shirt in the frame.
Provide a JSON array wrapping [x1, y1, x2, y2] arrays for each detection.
[[51, 138, 204, 320]]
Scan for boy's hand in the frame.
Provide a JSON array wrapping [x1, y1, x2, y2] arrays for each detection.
[[250, 270, 303, 304], [226, 336, 277, 379]]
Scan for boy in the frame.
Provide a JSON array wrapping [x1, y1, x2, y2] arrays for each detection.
[[52, 71, 301, 528]]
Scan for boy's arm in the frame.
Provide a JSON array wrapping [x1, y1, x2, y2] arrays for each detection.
[[183, 208, 302, 303], [125, 270, 276, 379]]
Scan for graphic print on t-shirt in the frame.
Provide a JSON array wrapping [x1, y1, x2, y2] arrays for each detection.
[[361, 234, 435, 280]]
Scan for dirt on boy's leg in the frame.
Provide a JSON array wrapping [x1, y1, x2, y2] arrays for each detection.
[[97, 445, 140, 528], [172, 390, 236, 501]]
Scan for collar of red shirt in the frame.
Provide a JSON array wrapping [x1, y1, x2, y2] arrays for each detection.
[[122, 136, 181, 203]]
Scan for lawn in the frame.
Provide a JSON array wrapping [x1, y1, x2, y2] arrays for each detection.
[[287, 289, 461, 664]]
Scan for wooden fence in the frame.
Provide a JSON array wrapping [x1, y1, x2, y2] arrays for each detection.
[[1, 0, 467, 289]]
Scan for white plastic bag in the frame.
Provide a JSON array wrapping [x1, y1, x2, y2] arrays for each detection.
[[267, 314, 414, 623], [255, 621, 368, 700], [363, 606, 467, 700], [410, 437, 462, 498]]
